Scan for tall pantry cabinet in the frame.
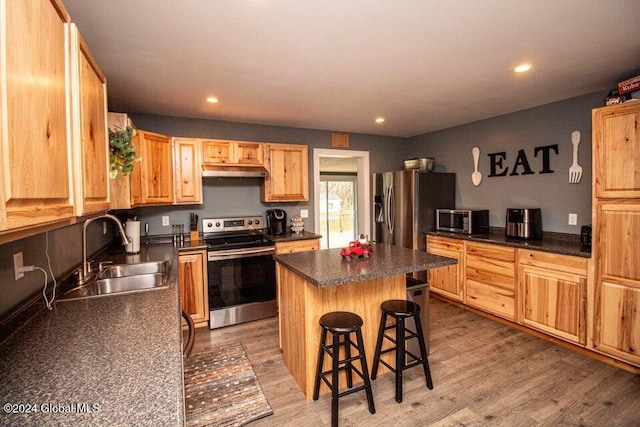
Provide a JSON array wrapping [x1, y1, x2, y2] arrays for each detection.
[[591, 101, 640, 366]]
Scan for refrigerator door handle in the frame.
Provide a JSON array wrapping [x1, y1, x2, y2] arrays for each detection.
[[384, 186, 390, 234], [389, 185, 395, 235]]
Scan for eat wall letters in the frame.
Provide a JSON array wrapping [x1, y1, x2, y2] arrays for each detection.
[[487, 144, 558, 177]]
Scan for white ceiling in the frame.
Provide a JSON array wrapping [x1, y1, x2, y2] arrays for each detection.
[[64, 0, 640, 138]]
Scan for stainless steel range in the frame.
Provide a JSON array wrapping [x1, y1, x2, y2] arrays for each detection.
[[202, 215, 276, 329]]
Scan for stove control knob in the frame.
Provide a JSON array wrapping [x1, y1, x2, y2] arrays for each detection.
[[206, 222, 212, 228], [215, 222, 221, 227], [255, 219, 260, 225], [248, 220, 253, 225]]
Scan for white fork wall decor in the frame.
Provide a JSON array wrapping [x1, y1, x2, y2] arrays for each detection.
[[569, 131, 583, 184]]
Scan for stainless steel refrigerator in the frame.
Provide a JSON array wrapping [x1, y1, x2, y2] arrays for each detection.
[[373, 169, 455, 355], [373, 170, 455, 261]]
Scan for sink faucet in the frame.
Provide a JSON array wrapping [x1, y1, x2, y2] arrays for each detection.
[[82, 214, 132, 279]]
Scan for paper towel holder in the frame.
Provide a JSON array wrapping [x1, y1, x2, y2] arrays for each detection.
[[125, 219, 141, 254]]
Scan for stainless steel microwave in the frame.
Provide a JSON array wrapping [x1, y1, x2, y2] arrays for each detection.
[[436, 209, 489, 234]]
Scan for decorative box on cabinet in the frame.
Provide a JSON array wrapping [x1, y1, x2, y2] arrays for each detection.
[[426, 235, 465, 301], [173, 137, 202, 205], [179, 249, 209, 328], [69, 24, 110, 217], [519, 249, 587, 345], [465, 242, 516, 321], [262, 143, 309, 202], [0, 0, 74, 231]]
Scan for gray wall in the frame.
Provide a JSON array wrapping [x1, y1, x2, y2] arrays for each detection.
[[406, 91, 604, 233], [128, 114, 408, 233], [0, 91, 606, 317]]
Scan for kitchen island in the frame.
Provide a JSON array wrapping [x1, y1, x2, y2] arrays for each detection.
[[274, 243, 456, 400]]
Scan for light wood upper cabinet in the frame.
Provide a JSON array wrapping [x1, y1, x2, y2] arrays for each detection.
[[69, 24, 109, 216], [202, 139, 264, 166], [427, 235, 465, 302], [179, 249, 209, 328], [519, 249, 587, 345], [262, 143, 309, 202], [173, 137, 202, 205], [593, 103, 640, 198], [137, 130, 174, 205], [465, 241, 516, 321], [0, 0, 74, 230]]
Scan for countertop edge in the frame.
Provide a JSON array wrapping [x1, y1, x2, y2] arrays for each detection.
[[275, 245, 457, 288]]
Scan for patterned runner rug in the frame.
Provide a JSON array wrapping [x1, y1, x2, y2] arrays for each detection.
[[184, 342, 273, 427]]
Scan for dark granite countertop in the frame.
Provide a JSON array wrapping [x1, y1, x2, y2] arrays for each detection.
[[265, 229, 322, 243], [0, 244, 184, 426], [274, 243, 457, 287], [427, 230, 591, 258]]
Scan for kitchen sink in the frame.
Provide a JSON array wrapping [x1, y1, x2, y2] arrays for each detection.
[[60, 261, 170, 301], [99, 261, 169, 278]]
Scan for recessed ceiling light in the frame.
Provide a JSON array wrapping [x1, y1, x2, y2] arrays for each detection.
[[375, 117, 385, 123], [514, 63, 532, 73], [206, 97, 219, 103]]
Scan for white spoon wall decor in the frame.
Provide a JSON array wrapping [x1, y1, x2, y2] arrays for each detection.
[[472, 146, 482, 186]]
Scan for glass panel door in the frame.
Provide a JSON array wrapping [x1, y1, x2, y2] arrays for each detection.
[[319, 173, 358, 249]]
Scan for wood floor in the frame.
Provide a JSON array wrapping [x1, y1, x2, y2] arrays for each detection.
[[190, 299, 640, 426]]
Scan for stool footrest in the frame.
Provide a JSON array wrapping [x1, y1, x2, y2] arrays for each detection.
[[338, 384, 370, 398]]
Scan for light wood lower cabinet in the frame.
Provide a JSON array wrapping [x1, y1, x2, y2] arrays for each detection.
[[465, 242, 516, 321], [519, 249, 587, 345], [178, 249, 209, 328], [275, 238, 319, 349], [427, 236, 464, 301], [592, 203, 640, 365]]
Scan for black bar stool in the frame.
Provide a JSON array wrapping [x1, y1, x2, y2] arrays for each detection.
[[371, 299, 433, 403], [313, 311, 375, 427]]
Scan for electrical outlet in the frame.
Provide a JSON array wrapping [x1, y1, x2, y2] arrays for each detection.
[[13, 252, 24, 280], [568, 213, 578, 225], [103, 221, 108, 235], [300, 209, 309, 218], [162, 216, 170, 226]]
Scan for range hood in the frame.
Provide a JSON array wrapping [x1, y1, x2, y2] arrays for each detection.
[[202, 165, 269, 178]]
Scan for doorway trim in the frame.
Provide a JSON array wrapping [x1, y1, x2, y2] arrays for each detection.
[[313, 149, 370, 241]]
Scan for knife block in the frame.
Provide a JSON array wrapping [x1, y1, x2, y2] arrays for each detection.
[[190, 231, 199, 242]]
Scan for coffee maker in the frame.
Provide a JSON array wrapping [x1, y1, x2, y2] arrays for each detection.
[[266, 209, 287, 235], [505, 208, 542, 240]]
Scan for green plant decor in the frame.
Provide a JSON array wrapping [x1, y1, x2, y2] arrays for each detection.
[[109, 126, 140, 178]]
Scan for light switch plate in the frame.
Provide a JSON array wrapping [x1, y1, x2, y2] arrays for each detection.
[[300, 209, 309, 218], [568, 213, 577, 225], [162, 216, 170, 226]]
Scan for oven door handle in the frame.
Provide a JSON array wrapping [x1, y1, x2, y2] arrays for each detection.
[[208, 247, 275, 259]]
